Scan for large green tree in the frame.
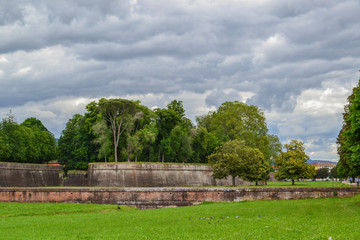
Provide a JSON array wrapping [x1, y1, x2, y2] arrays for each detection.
[[315, 168, 330, 179], [98, 98, 140, 162], [59, 99, 156, 166], [58, 101, 103, 169], [275, 140, 316, 185], [267, 134, 283, 166], [198, 101, 275, 163], [136, 124, 158, 162], [92, 120, 112, 162], [330, 165, 338, 179], [191, 126, 221, 163], [337, 79, 360, 177], [154, 100, 193, 162], [166, 125, 192, 163], [208, 140, 270, 186], [58, 114, 91, 169], [0, 114, 56, 163], [20, 117, 57, 163]]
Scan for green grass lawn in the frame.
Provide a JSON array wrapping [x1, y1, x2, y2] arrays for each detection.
[[1, 195, 359, 239]]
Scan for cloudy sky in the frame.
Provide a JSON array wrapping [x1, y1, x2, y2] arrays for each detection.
[[1, 0, 360, 161]]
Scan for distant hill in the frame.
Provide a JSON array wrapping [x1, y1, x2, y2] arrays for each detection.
[[308, 160, 338, 165]]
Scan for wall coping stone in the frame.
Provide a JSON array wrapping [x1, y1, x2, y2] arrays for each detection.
[[0, 187, 358, 193]]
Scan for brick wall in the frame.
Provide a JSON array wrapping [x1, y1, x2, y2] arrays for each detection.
[[0, 187, 358, 209]]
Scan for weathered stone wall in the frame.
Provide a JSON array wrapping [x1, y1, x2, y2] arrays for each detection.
[[0, 162, 252, 187], [0, 187, 358, 209], [62, 172, 88, 187], [88, 163, 251, 187], [268, 172, 276, 182], [0, 162, 62, 187]]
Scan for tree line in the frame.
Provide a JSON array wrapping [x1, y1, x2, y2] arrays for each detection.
[[0, 99, 282, 169], [57, 99, 284, 171], [0, 98, 322, 184], [0, 113, 56, 163]]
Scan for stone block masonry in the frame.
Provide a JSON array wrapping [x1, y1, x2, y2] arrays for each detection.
[[0, 162, 63, 187], [0, 187, 358, 209], [0, 162, 251, 187], [87, 162, 251, 187]]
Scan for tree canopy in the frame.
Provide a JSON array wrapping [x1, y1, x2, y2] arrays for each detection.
[[55, 99, 282, 170], [2, 99, 283, 174], [196, 101, 281, 164], [0, 114, 56, 163], [275, 140, 316, 185], [98, 98, 141, 162], [315, 168, 330, 179], [337, 79, 360, 177], [208, 140, 270, 186]]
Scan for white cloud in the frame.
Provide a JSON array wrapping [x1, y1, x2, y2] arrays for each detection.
[[295, 85, 348, 116], [15, 67, 31, 75], [265, 79, 353, 160], [0, 56, 8, 63], [252, 34, 288, 63], [1, 0, 360, 160]]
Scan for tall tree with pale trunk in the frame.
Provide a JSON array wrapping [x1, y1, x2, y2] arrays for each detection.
[[98, 98, 140, 162]]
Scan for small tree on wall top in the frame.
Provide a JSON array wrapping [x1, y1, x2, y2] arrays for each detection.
[[208, 140, 270, 186], [275, 140, 316, 185]]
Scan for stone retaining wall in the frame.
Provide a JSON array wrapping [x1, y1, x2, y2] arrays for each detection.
[[62, 172, 88, 187], [0, 162, 62, 187], [0, 187, 358, 209], [0, 162, 252, 187], [88, 163, 251, 187]]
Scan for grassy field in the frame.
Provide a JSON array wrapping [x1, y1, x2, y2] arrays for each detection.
[[0, 195, 359, 239]]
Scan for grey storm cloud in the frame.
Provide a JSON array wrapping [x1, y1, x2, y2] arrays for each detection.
[[1, 0, 360, 160]]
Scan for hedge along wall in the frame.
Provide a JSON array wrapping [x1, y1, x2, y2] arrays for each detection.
[[87, 162, 252, 187], [0, 162, 63, 187], [0, 187, 358, 209]]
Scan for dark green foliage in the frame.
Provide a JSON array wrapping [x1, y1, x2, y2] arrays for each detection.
[[0, 114, 56, 163], [55, 98, 282, 170], [337, 79, 360, 177], [191, 127, 221, 163], [0, 98, 283, 172], [267, 134, 282, 165], [154, 100, 193, 162], [315, 168, 330, 179], [20, 118, 57, 162], [275, 140, 316, 185], [57, 113, 99, 170], [130, 124, 157, 162], [208, 140, 271, 186], [98, 98, 141, 162], [330, 165, 338, 179], [196, 101, 281, 164]]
